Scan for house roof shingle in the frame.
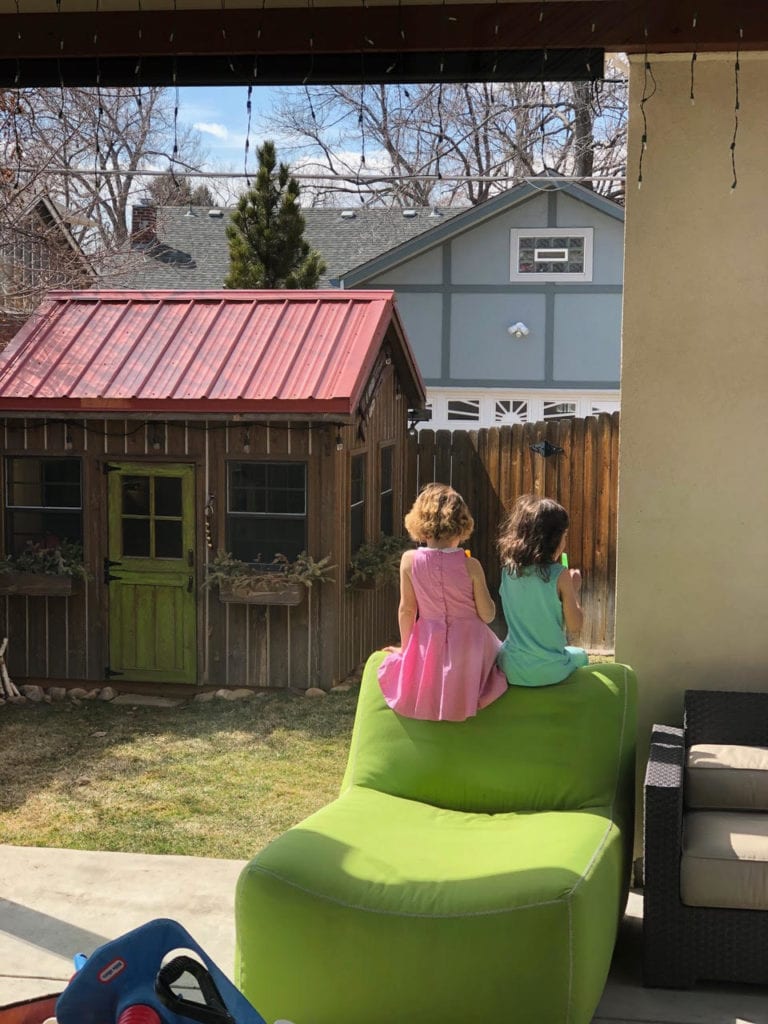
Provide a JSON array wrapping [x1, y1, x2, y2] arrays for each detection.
[[114, 205, 464, 291], [111, 182, 623, 293]]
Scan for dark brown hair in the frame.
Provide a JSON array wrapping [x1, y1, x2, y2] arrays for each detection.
[[404, 483, 474, 543], [497, 494, 569, 579]]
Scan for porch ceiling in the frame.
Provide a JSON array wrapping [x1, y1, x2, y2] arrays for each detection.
[[1, 1, 765, 88]]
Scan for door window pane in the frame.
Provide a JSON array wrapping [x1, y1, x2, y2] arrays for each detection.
[[119, 474, 185, 560], [155, 519, 183, 559], [122, 476, 150, 515], [123, 518, 151, 557], [155, 477, 182, 517]]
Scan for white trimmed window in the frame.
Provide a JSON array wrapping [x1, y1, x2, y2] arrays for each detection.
[[510, 228, 594, 283]]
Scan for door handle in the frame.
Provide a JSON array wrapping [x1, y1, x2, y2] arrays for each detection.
[[188, 548, 194, 567], [187, 575, 193, 593]]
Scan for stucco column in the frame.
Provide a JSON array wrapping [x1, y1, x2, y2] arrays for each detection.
[[617, 53, 768, 810]]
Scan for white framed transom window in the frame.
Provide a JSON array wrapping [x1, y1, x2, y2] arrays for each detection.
[[510, 228, 594, 283]]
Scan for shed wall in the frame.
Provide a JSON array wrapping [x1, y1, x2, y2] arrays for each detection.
[[0, 349, 408, 689]]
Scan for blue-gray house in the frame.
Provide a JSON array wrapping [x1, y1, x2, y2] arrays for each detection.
[[338, 181, 624, 430], [118, 181, 623, 429]]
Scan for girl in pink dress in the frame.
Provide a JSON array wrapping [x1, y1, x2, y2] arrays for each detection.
[[377, 483, 508, 722]]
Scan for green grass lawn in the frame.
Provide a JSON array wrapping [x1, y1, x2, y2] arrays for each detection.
[[1, 654, 614, 860], [0, 691, 358, 859]]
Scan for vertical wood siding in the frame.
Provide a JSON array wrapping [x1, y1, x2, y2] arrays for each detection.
[[406, 413, 619, 652], [332, 352, 404, 686]]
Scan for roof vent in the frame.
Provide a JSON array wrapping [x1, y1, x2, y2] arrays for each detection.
[[402, 209, 417, 218], [429, 206, 443, 217], [340, 210, 356, 219], [208, 209, 224, 218]]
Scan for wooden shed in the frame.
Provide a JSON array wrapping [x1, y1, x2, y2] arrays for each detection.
[[0, 289, 425, 690]]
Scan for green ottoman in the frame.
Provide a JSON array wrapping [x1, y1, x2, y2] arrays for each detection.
[[236, 653, 637, 1024]]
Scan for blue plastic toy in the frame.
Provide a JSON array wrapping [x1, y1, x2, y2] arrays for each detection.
[[56, 919, 267, 1024]]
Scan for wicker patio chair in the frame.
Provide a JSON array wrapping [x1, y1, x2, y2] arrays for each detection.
[[643, 689, 768, 988]]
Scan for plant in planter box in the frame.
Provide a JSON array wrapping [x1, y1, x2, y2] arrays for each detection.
[[0, 540, 88, 595], [347, 534, 412, 590], [205, 549, 335, 605]]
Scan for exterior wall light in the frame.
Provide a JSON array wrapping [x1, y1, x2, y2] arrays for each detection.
[[508, 322, 530, 338]]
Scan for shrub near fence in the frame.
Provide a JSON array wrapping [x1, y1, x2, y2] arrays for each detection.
[[406, 412, 619, 652]]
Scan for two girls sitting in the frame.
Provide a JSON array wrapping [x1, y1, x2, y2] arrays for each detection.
[[378, 485, 588, 722]]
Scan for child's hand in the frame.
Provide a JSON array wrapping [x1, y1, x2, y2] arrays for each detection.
[[568, 568, 582, 594], [383, 645, 401, 654]]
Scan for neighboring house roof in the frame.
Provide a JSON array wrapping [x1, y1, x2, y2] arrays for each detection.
[[113, 204, 464, 290], [339, 179, 625, 286], [0, 289, 426, 416]]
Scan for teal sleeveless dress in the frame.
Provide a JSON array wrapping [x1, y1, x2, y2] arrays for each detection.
[[497, 563, 588, 687]]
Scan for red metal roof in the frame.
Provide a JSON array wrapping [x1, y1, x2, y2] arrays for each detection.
[[0, 290, 425, 416]]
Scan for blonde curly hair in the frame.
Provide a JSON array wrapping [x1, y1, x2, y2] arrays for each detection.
[[404, 483, 474, 543]]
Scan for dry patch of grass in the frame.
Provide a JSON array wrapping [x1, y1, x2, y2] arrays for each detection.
[[0, 691, 358, 859]]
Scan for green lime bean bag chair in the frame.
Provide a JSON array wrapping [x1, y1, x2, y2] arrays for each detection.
[[235, 652, 637, 1024]]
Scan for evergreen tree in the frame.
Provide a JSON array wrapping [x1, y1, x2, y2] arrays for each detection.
[[146, 173, 216, 208], [224, 141, 325, 289]]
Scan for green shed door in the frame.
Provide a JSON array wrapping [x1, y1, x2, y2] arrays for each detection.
[[107, 463, 196, 683]]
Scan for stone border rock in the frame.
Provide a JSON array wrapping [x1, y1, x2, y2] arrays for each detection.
[[0, 676, 363, 708]]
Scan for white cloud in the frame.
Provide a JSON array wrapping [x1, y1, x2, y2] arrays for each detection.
[[194, 122, 229, 141]]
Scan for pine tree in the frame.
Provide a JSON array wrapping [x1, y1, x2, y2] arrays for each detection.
[[224, 140, 325, 289]]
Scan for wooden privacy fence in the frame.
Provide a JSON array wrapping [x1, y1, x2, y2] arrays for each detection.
[[406, 412, 619, 652]]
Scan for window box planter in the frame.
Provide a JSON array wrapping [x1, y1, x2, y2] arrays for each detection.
[[0, 572, 76, 597], [347, 535, 411, 592], [207, 551, 334, 607], [217, 578, 305, 606]]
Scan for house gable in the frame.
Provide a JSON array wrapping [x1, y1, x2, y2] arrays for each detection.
[[1, 195, 95, 348], [335, 182, 625, 428]]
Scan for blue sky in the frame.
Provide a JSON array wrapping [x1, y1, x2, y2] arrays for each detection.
[[174, 84, 377, 205], [177, 85, 288, 169]]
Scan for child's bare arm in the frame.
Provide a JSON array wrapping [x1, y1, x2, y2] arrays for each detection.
[[466, 557, 497, 623], [396, 549, 418, 648], [557, 567, 584, 634]]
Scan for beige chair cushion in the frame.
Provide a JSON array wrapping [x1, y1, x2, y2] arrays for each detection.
[[686, 743, 768, 810], [681, 810, 768, 910]]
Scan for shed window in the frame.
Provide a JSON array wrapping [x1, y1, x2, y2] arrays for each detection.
[[5, 457, 83, 555], [227, 461, 307, 562], [510, 228, 593, 282], [379, 445, 394, 537], [350, 454, 366, 554]]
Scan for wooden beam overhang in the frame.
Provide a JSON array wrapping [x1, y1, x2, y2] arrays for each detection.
[[0, 48, 603, 88], [1, 1, 766, 89]]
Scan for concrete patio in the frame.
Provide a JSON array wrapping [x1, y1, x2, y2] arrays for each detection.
[[1, 844, 766, 1024]]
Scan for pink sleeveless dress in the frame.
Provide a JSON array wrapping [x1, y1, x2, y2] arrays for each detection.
[[377, 547, 508, 721]]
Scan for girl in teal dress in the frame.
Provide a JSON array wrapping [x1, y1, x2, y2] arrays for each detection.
[[496, 495, 588, 687]]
